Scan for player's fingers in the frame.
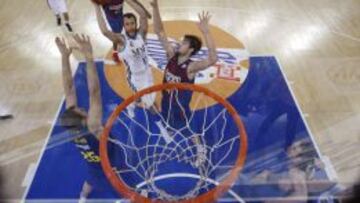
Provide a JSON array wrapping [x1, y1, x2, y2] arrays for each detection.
[[75, 33, 81, 42], [80, 33, 85, 41], [61, 37, 66, 46], [207, 14, 212, 22], [73, 34, 80, 43]]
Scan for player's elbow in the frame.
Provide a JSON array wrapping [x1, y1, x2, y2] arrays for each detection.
[[102, 30, 112, 38], [89, 86, 101, 97]]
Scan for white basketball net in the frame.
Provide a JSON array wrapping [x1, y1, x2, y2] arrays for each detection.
[[107, 89, 241, 201]]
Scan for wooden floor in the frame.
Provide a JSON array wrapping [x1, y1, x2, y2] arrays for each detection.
[[0, 0, 359, 200]]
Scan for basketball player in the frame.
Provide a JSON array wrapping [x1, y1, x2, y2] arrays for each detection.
[[101, 0, 124, 63], [55, 34, 114, 201], [101, 0, 151, 63], [94, 1, 171, 142], [47, 0, 73, 32], [151, 0, 218, 166]]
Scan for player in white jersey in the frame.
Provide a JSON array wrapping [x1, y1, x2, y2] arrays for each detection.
[[94, 1, 171, 141]]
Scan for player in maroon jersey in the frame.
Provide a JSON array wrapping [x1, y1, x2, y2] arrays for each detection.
[[151, 0, 218, 166]]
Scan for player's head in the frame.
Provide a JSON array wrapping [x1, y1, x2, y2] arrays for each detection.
[[59, 106, 87, 132], [123, 13, 138, 36], [178, 35, 202, 57], [287, 139, 315, 170]]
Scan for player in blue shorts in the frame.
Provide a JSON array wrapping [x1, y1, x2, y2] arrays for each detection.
[[151, 0, 218, 166], [55, 34, 116, 201]]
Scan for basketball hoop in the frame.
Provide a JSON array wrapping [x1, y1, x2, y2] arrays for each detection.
[[100, 83, 248, 202]]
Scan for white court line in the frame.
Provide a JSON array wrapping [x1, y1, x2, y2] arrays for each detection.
[[22, 163, 37, 187], [273, 55, 335, 180], [21, 97, 65, 202], [21, 58, 81, 201], [159, 6, 360, 43], [136, 173, 245, 203]]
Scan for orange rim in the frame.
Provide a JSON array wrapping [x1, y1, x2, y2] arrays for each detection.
[[100, 83, 248, 203]]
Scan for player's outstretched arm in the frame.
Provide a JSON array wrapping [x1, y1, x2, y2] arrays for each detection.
[[125, 0, 149, 38], [188, 11, 218, 77], [150, 0, 175, 59], [134, 0, 152, 19], [73, 34, 103, 135], [55, 37, 77, 109], [94, 3, 124, 46]]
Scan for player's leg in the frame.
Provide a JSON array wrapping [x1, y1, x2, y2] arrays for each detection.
[[48, 0, 62, 26], [55, 0, 72, 32], [144, 94, 173, 143], [126, 72, 138, 118], [132, 73, 173, 143], [56, 14, 61, 26], [79, 181, 92, 203], [0, 114, 13, 120], [166, 92, 206, 166], [191, 135, 207, 167], [62, 12, 73, 32]]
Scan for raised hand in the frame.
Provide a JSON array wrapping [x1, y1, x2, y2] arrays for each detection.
[[150, 0, 158, 8], [55, 37, 72, 57], [73, 34, 93, 59], [197, 11, 211, 33]]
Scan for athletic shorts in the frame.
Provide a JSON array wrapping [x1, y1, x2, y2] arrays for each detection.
[[161, 91, 192, 129], [127, 69, 156, 109], [103, 5, 123, 33], [48, 0, 68, 15]]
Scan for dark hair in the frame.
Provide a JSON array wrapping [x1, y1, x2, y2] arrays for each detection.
[[59, 107, 86, 130], [184, 35, 202, 56], [292, 140, 317, 171], [123, 12, 137, 27]]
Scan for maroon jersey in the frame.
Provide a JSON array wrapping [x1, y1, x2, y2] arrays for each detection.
[[163, 53, 195, 84], [161, 54, 194, 128]]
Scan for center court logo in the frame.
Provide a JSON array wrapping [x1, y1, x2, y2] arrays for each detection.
[[104, 21, 250, 109]]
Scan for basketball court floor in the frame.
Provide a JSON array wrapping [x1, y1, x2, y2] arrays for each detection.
[[0, 0, 359, 202]]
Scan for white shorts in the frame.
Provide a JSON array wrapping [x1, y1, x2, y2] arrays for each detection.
[[48, 0, 68, 15], [127, 69, 156, 109]]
